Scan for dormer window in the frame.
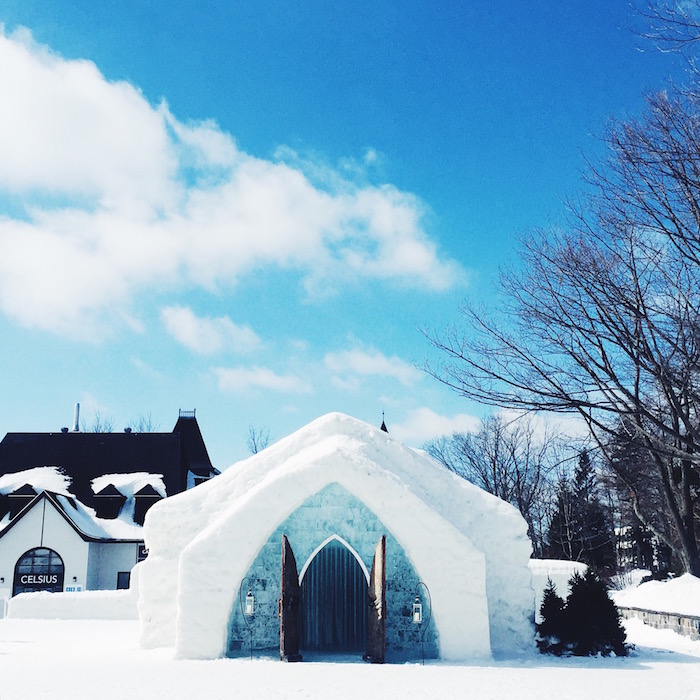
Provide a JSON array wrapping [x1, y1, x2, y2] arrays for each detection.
[[8, 484, 37, 519], [133, 484, 162, 525], [93, 484, 126, 519]]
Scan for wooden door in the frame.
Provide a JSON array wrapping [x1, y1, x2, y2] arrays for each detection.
[[279, 534, 302, 661], [364, 535, 386, 663]]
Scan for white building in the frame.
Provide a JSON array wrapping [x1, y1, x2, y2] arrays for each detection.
[[0, 410, 217, 600], [0, 480, 146, 598], [138, 413, 535, 662]]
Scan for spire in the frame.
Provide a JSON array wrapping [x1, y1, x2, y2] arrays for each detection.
[[380, 411, 388, 433]]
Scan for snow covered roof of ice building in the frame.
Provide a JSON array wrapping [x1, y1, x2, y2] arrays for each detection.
[[143, 412, 529, 556], [139, 412, 535, 660]]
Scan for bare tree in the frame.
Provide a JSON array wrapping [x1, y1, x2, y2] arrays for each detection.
[[636, 1, 700, 52], [425, 414, 562, 557], [426, 85, 700, 575], [247, 425, 270, 455], [82, 411, 115, 433], [128, 413, 159, 433]]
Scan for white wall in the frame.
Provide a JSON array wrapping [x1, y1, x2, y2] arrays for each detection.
[[86, 542, 140, 590], [0, 498, 90, 595]]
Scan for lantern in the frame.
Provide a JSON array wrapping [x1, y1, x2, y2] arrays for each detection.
[[412, 595, 423, 624], [245, 589, 255, 616]]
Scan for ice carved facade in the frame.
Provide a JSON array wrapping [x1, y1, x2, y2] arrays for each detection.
[[138, 413, 535, 661], [226, 483, 439, 661]]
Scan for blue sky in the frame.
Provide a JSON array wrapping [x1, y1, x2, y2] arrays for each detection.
[[0, 2, 683, 468]]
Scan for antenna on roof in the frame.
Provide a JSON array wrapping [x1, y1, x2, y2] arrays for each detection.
[[73, 403, 80, 432], [380, 411, 388, 433]]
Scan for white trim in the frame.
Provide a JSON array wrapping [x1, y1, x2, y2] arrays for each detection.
[[298, 534, 370, 585]]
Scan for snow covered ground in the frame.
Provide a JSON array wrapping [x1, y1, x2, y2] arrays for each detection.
[[0, 617, 697, 700]]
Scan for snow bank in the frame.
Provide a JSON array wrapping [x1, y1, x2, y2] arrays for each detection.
[[613, 574, 700, 617], [139, 413, 534, 660], [610, 569, 651, 590], [7, 589, 138, 620]]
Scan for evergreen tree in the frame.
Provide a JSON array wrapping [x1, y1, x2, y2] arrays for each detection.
[[545, 451, 616, 575], [573, 452, 616, 574], [537, 578, 565, 653], [564, 571, 627, 656], [546, 478, 577, 561], [537, 571, 628, 656]]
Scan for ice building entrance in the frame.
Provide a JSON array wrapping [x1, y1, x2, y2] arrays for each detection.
[[300, 537, 368, 653]]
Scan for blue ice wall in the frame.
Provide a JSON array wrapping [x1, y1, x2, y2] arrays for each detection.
[[226, 482, 438, 662]]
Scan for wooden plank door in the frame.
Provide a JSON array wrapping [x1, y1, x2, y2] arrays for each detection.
[[279, 534, 303, 661], [364, 534, 386, 663]]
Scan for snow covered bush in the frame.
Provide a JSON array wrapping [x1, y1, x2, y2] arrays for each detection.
[[537, 571, 628, 656]]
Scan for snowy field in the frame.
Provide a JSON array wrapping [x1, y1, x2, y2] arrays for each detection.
[[0, 617, 698, 700]]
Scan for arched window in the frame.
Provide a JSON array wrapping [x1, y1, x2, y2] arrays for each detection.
[[13, 548, 64, 596]]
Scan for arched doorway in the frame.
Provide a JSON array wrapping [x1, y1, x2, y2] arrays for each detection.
[[13, 547, 65, 596], [300, 538, 367, 652]]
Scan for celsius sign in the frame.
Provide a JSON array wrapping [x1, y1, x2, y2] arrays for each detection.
[[14, 572, 64, 591]]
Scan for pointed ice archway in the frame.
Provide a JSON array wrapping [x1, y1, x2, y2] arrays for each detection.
[[299, 534, 369, 582], [225, 485, 429, 661], [138, 413, 534, 660], [300, 535, 368, 652]]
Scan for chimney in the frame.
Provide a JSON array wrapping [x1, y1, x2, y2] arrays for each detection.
[[73, 403, 80, 432]]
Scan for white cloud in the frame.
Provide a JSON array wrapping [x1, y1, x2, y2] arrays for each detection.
[[0, 28, 465, 338], [390, 407, 482, 446], [324, 348, 422, 387], [0, 28, 175, 208], [161, 306, 260, 355], [213, 366, 312, 394]]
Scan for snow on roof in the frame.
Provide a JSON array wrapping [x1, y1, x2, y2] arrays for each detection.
[[91, 473, 166, 499], [613, 574, 700, 618], [0, 466, 72, 496], [54, 494, 144, 540]]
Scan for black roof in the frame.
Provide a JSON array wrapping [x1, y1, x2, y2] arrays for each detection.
[[173, 413, 215, 477], [0, 490, 144, 543], [0, 413, 217, 510]]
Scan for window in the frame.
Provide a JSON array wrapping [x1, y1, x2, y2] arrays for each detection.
[[13, 548, 64, 596], [117, 572, 130, 590]]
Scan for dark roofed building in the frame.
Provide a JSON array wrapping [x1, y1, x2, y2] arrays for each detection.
[[0, 409, 218, 517], [0, 409, 219, 599]]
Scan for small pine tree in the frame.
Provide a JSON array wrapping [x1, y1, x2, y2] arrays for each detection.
[[565, 571, 627, 656], [538, 571, 627, 656], [537, 578, 566, 654]]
